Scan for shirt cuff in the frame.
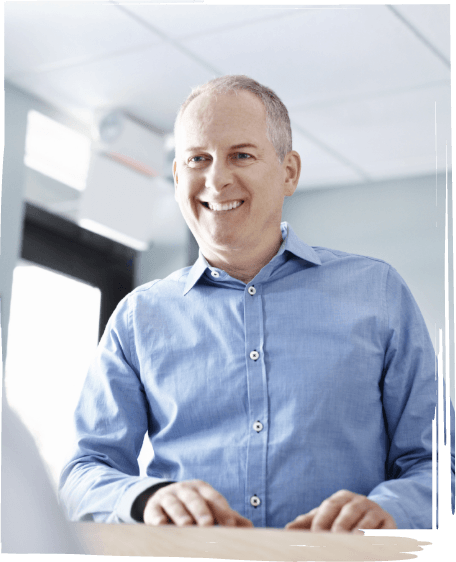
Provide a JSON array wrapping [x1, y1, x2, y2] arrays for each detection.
[[116, 478, 175, 524]]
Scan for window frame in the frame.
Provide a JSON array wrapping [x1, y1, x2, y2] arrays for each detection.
[[21, 202, 136, 340]]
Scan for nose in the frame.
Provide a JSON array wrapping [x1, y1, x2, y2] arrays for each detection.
[[204, 156, 234, 192]]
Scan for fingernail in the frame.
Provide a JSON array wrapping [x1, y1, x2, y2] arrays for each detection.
[[198, 515, 213, 526]]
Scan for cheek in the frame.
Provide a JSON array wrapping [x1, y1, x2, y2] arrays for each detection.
[[175, 175, 193, 202], [176, 184, 201, 219], [181, 172, 201, 197]]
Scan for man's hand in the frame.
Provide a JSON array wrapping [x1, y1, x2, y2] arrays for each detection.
[[143, 480, 254, 527], [285, 490, 397, 533]]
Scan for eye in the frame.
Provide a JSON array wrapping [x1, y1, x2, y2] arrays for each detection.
[[187, 154, 210, 168], [233, 152, 252, 161]]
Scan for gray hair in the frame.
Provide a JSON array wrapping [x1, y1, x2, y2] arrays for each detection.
[[174, 75, 292, 163]]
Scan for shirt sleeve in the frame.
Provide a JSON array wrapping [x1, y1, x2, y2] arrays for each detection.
[[58, 294, 171, 524], [367, 265, 455, 528]]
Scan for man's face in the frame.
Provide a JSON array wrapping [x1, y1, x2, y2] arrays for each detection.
[[173, 90, 296, 259]]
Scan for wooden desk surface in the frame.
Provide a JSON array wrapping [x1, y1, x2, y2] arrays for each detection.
[[75, 522, 430, 560]]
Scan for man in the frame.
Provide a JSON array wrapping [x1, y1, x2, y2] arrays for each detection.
[[60, 75, 443, 531]]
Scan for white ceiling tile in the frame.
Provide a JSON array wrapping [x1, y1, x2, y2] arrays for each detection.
[[292, 130, 364, 191], [392, 5, 450, 61], [7, 42, 216, 132], [120, 3, 294, 40], [4, 2, 452, 194], [291, 83, 451, 180], [4, 1, 160, 75], [179, 5, 449, 109]]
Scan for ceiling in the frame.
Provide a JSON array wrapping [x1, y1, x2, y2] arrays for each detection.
[[4, 2, 452, 194]]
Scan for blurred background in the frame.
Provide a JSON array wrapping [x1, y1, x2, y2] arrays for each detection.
[[1, 1, 453, 507]]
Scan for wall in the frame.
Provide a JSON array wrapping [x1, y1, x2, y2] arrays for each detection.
[[135, 240, 190, 287], [1, 82, 92, 372], [282, 172, 453, 400], [1, 86, 29, 372]]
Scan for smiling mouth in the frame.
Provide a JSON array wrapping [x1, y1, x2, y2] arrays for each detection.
[[203, 200, 244, 212]]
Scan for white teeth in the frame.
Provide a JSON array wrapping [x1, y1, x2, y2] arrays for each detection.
[[207, 200, 243, 211]]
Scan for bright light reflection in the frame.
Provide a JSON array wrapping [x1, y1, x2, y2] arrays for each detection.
[[24, 110, 91, 191], [5, 261, 101, 491]]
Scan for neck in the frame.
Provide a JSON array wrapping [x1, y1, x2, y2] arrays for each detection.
[[201, 230, 284, 284]]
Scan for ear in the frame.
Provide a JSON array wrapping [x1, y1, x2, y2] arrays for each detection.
[[173, 159, 178, 201], [282, 151, 301, 197]]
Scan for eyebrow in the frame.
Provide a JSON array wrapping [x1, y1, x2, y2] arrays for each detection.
[[184, 143, 259, 152], [230, 143, 258, 150]]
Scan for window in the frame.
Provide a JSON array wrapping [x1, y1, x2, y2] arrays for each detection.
[[4, 203, 137, 489], [5, 261, 101, 490], [21, 203, 136, 337]]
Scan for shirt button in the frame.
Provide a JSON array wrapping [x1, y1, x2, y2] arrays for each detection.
[[253, 421, 263, 432], [250, 350, 259, 361], [211, 271, 220, 278], [248, 286, 256, 295], [250, 495, 261, 507]]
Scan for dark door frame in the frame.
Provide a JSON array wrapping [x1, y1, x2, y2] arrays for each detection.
[[21, 203, 136, 340]]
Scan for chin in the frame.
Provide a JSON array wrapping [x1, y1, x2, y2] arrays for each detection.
[[203, 232, 246, 253]]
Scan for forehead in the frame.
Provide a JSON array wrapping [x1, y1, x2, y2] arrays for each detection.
[[176, 90, 268, 149]]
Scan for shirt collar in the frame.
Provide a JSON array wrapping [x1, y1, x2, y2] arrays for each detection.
[[183, 222, 321, 295]]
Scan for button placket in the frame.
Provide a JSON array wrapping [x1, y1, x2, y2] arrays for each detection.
[[244, 282, 267, 527]]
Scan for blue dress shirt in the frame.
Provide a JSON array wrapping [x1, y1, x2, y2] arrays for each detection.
[[60, 223, 444, 528]]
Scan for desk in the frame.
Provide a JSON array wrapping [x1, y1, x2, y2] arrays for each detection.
[[75, 523, 430, 560]]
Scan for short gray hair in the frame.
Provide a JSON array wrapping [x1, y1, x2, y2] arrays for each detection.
[[174, 75, 292, 163]]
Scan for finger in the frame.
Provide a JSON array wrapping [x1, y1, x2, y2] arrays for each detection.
[[160, 494, 195, 526], [379, 516, 397, 529], [210, 501, 253, 527], [310, 497, 347, 531], [285, 510, 317, 530], [196, 482, 253, 527], [331, 499, 368, 532], [143, 501, 171, 526], [353, 509, 386, 531], [175, 487, 215, 526], [232, 513, 255, 527]]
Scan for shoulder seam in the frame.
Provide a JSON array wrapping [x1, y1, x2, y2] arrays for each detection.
[[126, 295, 139, 373], [381, 265, 392, 373], [384, 264, 391, 339]]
